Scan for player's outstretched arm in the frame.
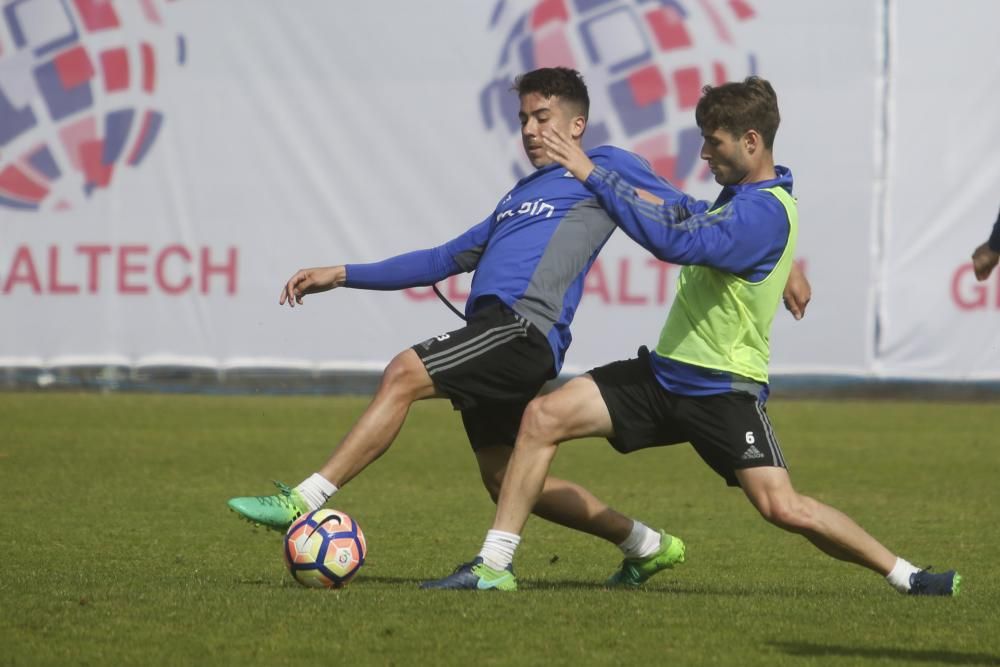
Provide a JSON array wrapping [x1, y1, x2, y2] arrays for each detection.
[[544, 126, 784, 273], [280, 222, 489, 305], [279, 265, 346, 307], [782, 262, 811, 320], [972, 242, 1000, 282], [543, 127, 695, 207], [542, 127, 691, 260]]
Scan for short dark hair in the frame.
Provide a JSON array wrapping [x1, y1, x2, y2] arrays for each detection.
[[512, 67, 590, 120], [695, 76, 780, 149]]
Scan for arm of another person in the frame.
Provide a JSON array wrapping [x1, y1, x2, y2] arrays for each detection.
[[279, 217, 491, 307], [546, 128, 809, 317], [591, 146, 710, 218], [585, 166, 784, 271], [971, 207, 1000, 281], [543, 129, 779, 269]]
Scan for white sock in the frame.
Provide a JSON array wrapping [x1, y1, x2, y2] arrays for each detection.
[[478, 529, 521, 571], [618, 520, 662, 559], [294, 473, 338, 511], [885, 557, 920, 593]]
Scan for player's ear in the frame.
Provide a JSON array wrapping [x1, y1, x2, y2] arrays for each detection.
[[744, 130, 760, 154], [571, 115, 586, 140]]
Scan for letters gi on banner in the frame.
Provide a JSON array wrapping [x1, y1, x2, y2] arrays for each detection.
[[875, 2, 1000, 379]]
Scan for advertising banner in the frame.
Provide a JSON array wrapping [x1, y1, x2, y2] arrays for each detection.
[[3, 0, 991, 381]]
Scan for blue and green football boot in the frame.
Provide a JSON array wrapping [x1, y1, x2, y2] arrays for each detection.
[[420, 558, 517, 591], [909, 568, 961, 597]]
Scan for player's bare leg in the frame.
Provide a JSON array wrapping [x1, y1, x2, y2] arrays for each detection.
[[475, 445, 632, 544], [736, 466, 896, 573], [228, 348, 439, 529], [491, 375, 616, 537], [423, 376, 686, 590], [735, 466, 960, 595], [318, 348, 439, 486]]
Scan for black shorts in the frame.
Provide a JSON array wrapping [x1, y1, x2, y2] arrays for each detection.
[[589, 347, 788, 487], [412, 299, 555, 450]]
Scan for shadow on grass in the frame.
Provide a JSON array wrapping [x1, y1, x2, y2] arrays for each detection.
[[275, 575, 838, 595], [349, 575, 842, 595], [235, 578, 271, 586], [235, 576, 430, 589], [352, 575, 435, 586], [336, 576, 613, 590], [771, 641, 1000, 666], [525, 580, 832, 597]]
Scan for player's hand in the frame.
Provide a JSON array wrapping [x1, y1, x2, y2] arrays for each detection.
[[782, 262, 811, 320], [971, 242, 1000, 281], [541, 127, 595, 182], [279, 265, 346, 307]]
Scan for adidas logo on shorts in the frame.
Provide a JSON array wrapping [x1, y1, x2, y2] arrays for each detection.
[[741, 444, 766, 461]]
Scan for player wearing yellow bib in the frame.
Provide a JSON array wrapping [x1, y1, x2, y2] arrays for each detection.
[[423, 77, 960, 596]]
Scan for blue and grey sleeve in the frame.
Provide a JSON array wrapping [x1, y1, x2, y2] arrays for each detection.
[[583, 165, 786, 275], [345, 217, 491, 290]]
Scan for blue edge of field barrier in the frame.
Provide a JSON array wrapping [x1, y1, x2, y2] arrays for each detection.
[[3, 365, 1000, 400]]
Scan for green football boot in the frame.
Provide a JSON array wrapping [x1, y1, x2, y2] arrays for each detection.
[[606, 530, 686, 588], [227, 481, 308, 531]]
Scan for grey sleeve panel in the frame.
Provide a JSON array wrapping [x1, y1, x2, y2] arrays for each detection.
[[454, 246, 485, 271], [513, 199, 616, 336]]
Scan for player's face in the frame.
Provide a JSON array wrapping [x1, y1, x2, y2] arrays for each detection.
[[700, 127, 751, 185], [518, 93, 583, 168]]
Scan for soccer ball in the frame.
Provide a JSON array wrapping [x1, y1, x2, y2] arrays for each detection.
[[283, 509, 367, 589]]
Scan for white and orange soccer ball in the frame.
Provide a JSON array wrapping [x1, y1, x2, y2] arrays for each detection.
[[283, 509, 367, 589]]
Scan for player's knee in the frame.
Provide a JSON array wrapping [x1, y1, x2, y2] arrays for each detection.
[[520, 395, 567, 444], [379, 351, 429, 400], [758, 494, 814, 532]]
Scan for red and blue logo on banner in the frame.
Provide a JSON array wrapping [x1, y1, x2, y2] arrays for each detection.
[[0, 0, 183, 212], [481, 0, 757, 189]]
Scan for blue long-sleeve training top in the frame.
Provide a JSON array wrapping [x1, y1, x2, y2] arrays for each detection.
[[344, 146, 682, 373], [582, 164, 795, 401]]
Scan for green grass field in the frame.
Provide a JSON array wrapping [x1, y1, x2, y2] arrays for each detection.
[[2, 393, 998, 666]]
